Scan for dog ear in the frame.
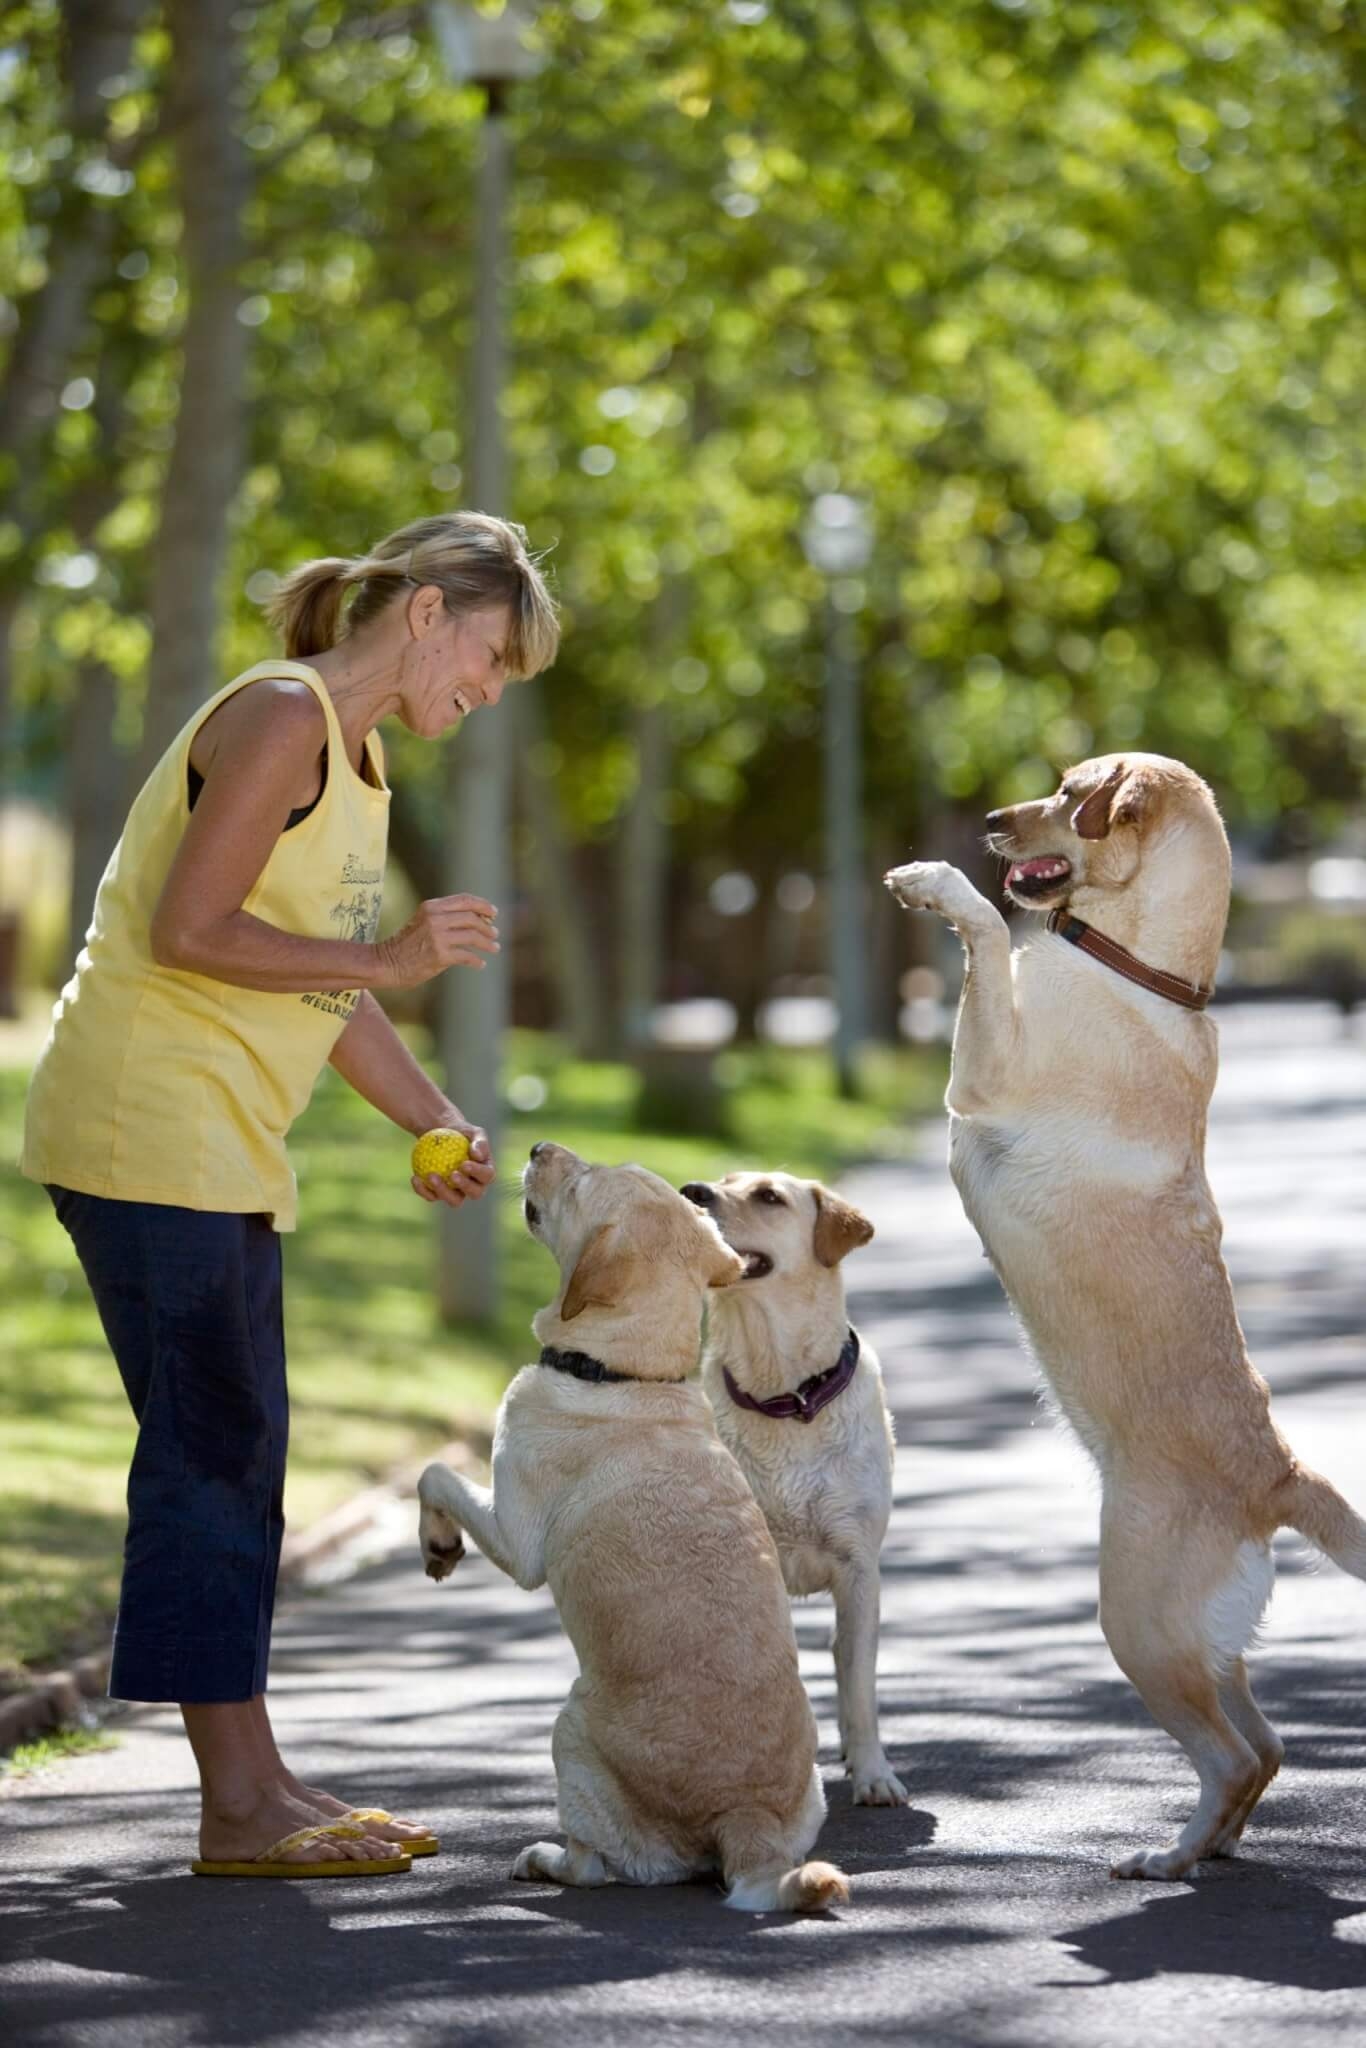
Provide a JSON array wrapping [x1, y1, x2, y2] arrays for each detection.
[[560, 1223, 631, 1322], [1110, 763, 1161, 830], [812, 1188, 875, 1268], [1070, 763, 1127, 840]]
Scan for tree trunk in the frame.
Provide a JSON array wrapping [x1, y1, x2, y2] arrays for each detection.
[[617, 582, 684, 1054], [60, 368, 137, 982], [616, 694, 670, 1055], [135, 0, 251, 777], [517, 681, 611, 1058], [65, 660, 126, 979], [0, 0, 154, 788]]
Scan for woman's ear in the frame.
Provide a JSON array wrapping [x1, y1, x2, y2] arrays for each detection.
[[408, 584, 447, 638]]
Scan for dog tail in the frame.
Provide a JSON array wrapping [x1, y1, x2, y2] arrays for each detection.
[[725, 1859, 850, 1915], [1284, 1466, 1366, 1581], [716, 1809, 849, 1914]]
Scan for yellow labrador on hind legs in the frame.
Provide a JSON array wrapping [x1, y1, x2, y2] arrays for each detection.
[[418, 1142, 850, 1914], [885, 752, 1366, 1881]]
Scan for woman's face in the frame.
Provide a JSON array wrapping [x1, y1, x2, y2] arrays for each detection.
[[399, 594, 515, 738]]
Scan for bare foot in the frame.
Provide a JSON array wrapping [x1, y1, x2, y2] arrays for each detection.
[[277, 1771, 435, 1845], [199, 1785, 399, 1865]]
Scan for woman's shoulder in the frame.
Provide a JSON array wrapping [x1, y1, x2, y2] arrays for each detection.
[[191, 671, 328, 776]]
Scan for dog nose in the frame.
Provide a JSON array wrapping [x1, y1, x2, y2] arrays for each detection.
[[680, 1182, 715, 1207], [985, 807, 1009, 829], [529, 1141, 548, 1160]]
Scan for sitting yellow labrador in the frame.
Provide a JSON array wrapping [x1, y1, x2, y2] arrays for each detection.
[[886, 753, 1366, 1880], [681, 1171, 907, 1807], [418, 1143, 850, 1913]]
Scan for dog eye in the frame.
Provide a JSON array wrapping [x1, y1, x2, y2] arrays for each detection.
[[753, 1188, 786, 1206]]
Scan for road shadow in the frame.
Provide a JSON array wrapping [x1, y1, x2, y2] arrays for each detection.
[[1056, 1864, 1366, 1992]]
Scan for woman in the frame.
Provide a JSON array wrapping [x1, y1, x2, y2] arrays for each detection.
[[21, 510, 559, 1877]]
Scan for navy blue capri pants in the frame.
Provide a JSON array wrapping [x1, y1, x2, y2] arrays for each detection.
[[49, 1187, 289, 1704]]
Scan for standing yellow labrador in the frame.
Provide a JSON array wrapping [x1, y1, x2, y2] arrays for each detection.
[[886, 753, 1366, 1880], [418, 1143, 850, 1913]]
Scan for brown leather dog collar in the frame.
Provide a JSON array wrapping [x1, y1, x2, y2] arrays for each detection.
[[1046, 910, 1213, 1011]]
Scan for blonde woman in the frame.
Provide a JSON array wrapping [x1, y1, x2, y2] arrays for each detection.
[[21, 512, 558, 1878]]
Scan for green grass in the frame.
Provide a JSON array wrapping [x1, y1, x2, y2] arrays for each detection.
[[2, 1727, 119, 1778], [0, 1024, 944, 1684]]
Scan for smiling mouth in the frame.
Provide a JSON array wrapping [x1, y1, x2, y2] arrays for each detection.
[[1005, 855, 1072, 902]]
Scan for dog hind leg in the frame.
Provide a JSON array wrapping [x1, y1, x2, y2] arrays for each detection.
[[717, 1770, 850, 1913], [511, 1836, 609, 1887], [1209, 1657, 1284, 1854], [1101, 1527, 1266, 1881]]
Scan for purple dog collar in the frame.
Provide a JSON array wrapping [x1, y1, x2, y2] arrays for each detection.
[[723, 1327, 860, 1425]]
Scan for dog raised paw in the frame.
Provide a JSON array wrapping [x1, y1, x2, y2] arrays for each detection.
[[884, 859, 982, 921], [419, 1502, 465, 1581]]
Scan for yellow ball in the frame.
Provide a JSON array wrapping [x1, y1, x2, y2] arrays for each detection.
[[411, 1127, 472, 1182]]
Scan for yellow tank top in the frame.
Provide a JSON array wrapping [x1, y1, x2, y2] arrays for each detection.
[[20, 660, 390, 1230]]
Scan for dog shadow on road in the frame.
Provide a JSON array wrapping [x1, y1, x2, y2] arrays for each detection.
[[1055, 1864, 1366, 1994]]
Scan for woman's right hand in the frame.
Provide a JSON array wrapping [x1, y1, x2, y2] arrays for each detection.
[[378, 896, 500, 988]]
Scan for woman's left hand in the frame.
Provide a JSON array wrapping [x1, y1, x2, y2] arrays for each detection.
[[411, 1124, 495, 1209]]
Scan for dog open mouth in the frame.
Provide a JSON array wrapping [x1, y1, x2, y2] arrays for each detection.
[[1005, 855, 1072, 901], [737, 1250, 773, 1280]]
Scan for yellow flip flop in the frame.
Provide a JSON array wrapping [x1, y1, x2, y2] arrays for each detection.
[[347, 1806, 441, 1857], [191, 1819, 413, 1879]]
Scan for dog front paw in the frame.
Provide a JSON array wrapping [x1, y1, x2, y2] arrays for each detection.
[[419, 1501, 465, 1582], [849, 1754, 910, 1807], [884, 859, 974, 918]]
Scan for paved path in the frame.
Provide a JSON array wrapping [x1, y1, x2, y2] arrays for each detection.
[[3, 1005, 1365, 2047]]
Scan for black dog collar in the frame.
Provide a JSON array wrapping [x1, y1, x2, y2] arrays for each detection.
[[723, 1326, 861, 1425], [539, 1345, 685, 1387]]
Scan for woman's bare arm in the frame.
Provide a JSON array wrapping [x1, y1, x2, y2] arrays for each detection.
[[149, 680, 498, 992], [327, 992, 494, 1206]]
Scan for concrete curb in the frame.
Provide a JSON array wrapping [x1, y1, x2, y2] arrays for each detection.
[[0, 1651, 112, 1755], [0, 1426, 492, 1760]]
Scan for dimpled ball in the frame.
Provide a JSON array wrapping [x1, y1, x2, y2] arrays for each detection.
[[411, 1127, 472, 1183]]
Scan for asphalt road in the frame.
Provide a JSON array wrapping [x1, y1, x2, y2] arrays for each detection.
[[3, 1003, 1365, 2048]]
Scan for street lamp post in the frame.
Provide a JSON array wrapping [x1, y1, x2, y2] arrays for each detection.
[[802, 493, 872, 1100], [430, 2, 540, 1322]]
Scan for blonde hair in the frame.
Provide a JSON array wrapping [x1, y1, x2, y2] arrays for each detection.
[[263, 512, 559, 679]]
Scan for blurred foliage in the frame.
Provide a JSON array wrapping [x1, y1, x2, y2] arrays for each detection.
[[2, 0, 1363, 858]]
